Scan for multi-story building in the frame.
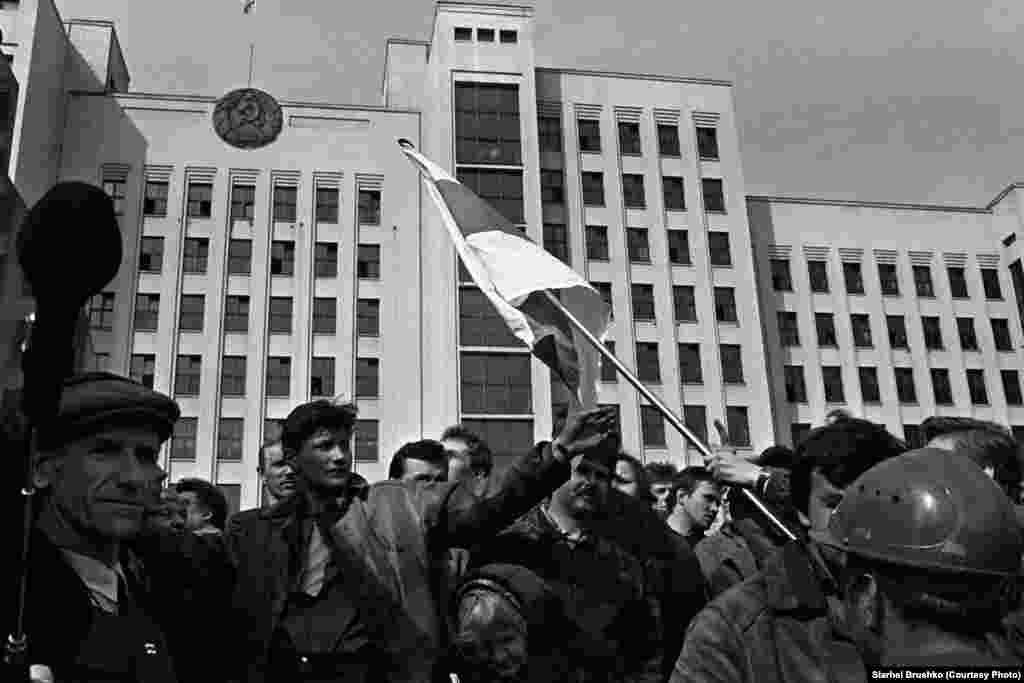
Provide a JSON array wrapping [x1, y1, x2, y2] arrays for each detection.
[[0, 0, 1021, 511]]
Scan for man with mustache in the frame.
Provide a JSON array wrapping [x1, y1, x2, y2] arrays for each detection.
[[644, 461, 677, 520]]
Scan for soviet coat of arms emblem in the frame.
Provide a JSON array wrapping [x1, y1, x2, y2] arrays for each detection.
[[212, 88, 283, 149]]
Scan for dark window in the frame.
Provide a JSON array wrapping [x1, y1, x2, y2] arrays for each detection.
[[627, 228, 650, 263], [540, 170, 564, 204], [179, 295, 204, 332], [227, 239, 252, 275], [266, 357, 291, 397], [631, 284, 655, 321], [357, 244, 381, 279], [791, 423, 812, 448], [174, 355, 202, 396], [460, 352, 532, 414], [784, 365, 807, 403], [316, 188, 339, 223], [186, 183, 212, 218], [903, 425, 924, 449], [171, 417, 198, 460], [454, 27, 472, 41], [726, 406, 751, 447], [673, 285, 697, 322], [130, 354, 156, 389], [657, 124, 680, 157], [714, 287, 738, 324], [696, 126, 719, 160], [592, 282, 613, 319], [679, 343, 702, 384], [913, 265, 934, 297], [931, 368, 953, 405], [622, 174, 646, 208], [459, 289, 519, 346], [355, 420, 380, 462], [224, 296, 249, 333], [268, 297, 293, 334], [312, 298, 337, 335], [948, 267, 968, 299], [500, 28, 518, 43], [708, 231, 731, 266], [103, 179, 126, 216], [578, 119, 601, 153], [217, 418, 244, 461], [543, 223, 570, 264], [822, 366, 844, 403], [667, 230, 691, 265], [358, 189, 381, 225], [230, 185, 255, 221], [816, 313, 837, 347], [957, 317, 978, 351], [477, 28, 494, 42], [581, 172, 605, 206], [143, 181, 168, 217], [851, 314, 873, 348], [662, 177, 685, 211], [878, 263, 899, 296], [993, 318, 1013, 351], [967, 369, 988, 405], [808, 260, 829, 293], [139, 236, 164, 273], [721, 344, 743, 384], [585, 225, 609, 261], [771, 259, 792, 291], [843, 262, 864, 294], [1013, 260, 1024, 338], [1003, 370, 1023, 406], [538, 116, 562, 153], [357, 299, 380, 337], [684, 405, 708, 444], [273, 186, 297, 222], [315, 242, 338, 278], [134, 294, 159, 331], [887, 315, 908, 349], [311, 357, 336, 397], [270, 240, 295, 276], [618, 122, 641, 155], [982, 268, 1003, 300], [356, 358, 379, 397], [601, 341, 617, 383], [1014, 426, 1024, 447], [922, 316, 943, 350], [859, 367, 881, 403], [636, 342, 661, 383], [702, 178, 725, 212], [457, 168, 524, 223], [641, 406, 666, 447], [895, 368, 917, 404], [455, 82, 521, 165], [182, 238, 209, 274], [220, 356, 246, 396], [778, 311, 800, 346]]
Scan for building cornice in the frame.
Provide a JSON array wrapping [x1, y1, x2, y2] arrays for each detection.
[[746, 194, 991, 215], [381, 38, 431, 98], [65, 18, 116, 27], [986, 182, 1024, 211], [536, 66, 732, 88], [73, 90, 421, 115], [436, 1, 534, 18]]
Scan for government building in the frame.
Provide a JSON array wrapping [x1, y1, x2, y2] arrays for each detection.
[[1, 0, 1022, 512]]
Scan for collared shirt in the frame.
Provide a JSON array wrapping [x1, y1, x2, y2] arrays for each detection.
[[61, 549, 126, 614]]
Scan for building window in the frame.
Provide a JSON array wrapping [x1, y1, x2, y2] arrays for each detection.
[[714, 287, 738, 324], [266, 357, 291, 397], [843, 262, 864, 295], [310, 357, 335, 397], [227, 239, 252, 275], [657, 124, 680, 157], [270, 240, 295, 276], [217, 418, 244, 461], [887, 315, 908, 349], [697, 126, 719, 160], [666, 230, 691, 265], [477, 28, 494, 42], [916, 316, 942, 350], [1003, 370, 1023, 406], [791, 423, 812, 447], [459, 289, 519, 346], [592, 282, 613, 319], [130, 354, 156, 389], [139, 236, 164, 273], [641, 406, 666, 447], [358, 189, 381, 225], [684, 405, 708, 444], [357, 244, 381, 279], [702, 178, 725, 213], [601, 341, 617, 383], [171, 417, 198, 460], [272, 186, 297, 222], [540, 170, 565, 204], [355, 419, 379, 462], [182, 237, 209, 274], [662, 177, 685, 211], [578, 119, 601, 153], [931, 368, 953, 405], [134, 294, 160, 331], [143, 181, 168, 217], [314, 242, 338, 278], [778, 311, 800, 346], [859, 367, 881, 403], [618, 122, 642, 155], [268, 297, 293, 334], [454, 27, 472, 41], [179, 295, 204, 332], [626, 228, 650, 263], [784, 365, 807, 403], [455, 82, 521, 165], [543, 223, 570, 264], [679, 343, 702, 384], [816, 313, 837, 347], [708, 231, 731, 266], [585, 225, 609, 261], [992, 318, 1013, 351], [457, 168, 524, 223], [673, 285, 697, 322], [461, 352, 532, 414], [895, 367, 917, 404], [622, 174, 646, 208], [499, 29, 517, 43], [221, 356, 246, 396], [309, 297, 336, 335], [903, 425, 924, 449], [948, 267, 969, 299], [726, 406, 751, 447], [103, 179, 126, 215], [224, 295, 249, 333], [913, 265, 934, 297], [721, 344, 743, 384], [874, 264, 898, 297], [822, 366, 845, 403], [355, 358, 379, 398], [808, 260, 829, 293], [89, 292, 116, 331], [967, 369, 988, 405], [771, 259, 792, 291], [581, 171, 605, 206], [315, 187, 339, 223], [174, 355, 202, 396], [851, 314, 873, 348], [982, 268, 1003, 300], [186, 182, 212, 218], [231, 185, 255, 221], [631, 284, 655, 321], [636, 342, 661, 383], [957, 317, 978, 351], [357, 299, 380, 337], [539, 116, 562, 153]]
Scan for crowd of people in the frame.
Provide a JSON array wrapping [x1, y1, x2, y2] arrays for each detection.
[[4, 370, 1024, 683]]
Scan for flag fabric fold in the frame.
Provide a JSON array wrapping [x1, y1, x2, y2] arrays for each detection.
[[243, 0, 255, 14], [398, 139, 611, 407]]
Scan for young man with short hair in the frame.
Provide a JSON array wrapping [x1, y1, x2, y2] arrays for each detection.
[[175, 477, 228, 535], [389, 439, 449, 484], [666, 466, 722, 548]]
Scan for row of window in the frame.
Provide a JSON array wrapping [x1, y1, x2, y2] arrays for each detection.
[[540, 116, 720, 161], [777, 311, 1014, 353], [453, 27, 518, 43], [589, 283, 738, 324], [543, 225, 732, 268], [783, 364, 1023, 407], [771, 258, 1005, 300], [563, 172, 725, 212], [631, 404, 749, 449], [590, 340, 747, 386]]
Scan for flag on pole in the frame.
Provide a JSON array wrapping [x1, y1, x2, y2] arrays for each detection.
[[398, 139, 611, 407], [243, 0, 255, 14]]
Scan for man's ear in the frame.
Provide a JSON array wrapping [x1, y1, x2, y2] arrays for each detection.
[[33, 452, 61, 490]]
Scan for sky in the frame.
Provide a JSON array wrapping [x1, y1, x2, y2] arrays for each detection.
[[54, 0, 1024, 207]]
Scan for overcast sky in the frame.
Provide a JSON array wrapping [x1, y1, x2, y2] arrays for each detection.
[[55, 0, 1024, 207]]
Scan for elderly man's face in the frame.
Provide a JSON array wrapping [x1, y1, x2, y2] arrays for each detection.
[[650, 480, 674, 517], [292, 427, 352, 493], [261, 442, 296, 501], [613, 460, 640, 497], [555, 454, 611, 518]]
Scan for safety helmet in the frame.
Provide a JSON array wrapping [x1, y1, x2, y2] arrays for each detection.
[[811, 448, 1023, 577]]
